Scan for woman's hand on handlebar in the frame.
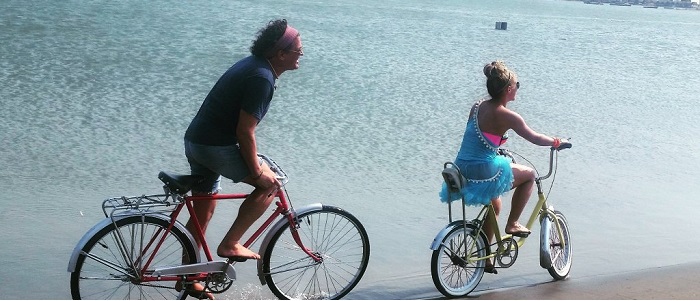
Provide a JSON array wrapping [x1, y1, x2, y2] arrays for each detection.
[[552, 138, 572, 151]]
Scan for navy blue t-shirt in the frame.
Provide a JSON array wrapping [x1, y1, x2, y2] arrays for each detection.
[[185, 56, 276, 146]]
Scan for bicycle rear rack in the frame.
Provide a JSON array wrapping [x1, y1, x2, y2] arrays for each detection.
[[101, 193, 181, 219]]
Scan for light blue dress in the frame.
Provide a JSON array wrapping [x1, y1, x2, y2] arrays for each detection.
[[439, 101, 514, 206]]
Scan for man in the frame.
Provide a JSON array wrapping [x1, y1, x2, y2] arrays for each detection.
[[180, 19, 303, 299]]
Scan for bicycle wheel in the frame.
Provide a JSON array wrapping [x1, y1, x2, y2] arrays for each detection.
[[431, 223, 488, 298], [547, 211, 572, 280], [70, 215, 197, 300], [262, 206, 370, 300]]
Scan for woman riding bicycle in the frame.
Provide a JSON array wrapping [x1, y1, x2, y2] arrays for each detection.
[[439, 60, 563, 273]]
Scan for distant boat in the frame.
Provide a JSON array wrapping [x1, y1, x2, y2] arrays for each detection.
[[610, 2, 632, 6], [583, 1, 604, 4], [643, 4, 658, 8]]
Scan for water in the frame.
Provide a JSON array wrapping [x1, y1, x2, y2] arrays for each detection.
[[2, 0, 700, 299]]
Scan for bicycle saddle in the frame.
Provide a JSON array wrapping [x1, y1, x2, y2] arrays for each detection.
[[158, 171, 206, 194], [442, 162, 466, 193]]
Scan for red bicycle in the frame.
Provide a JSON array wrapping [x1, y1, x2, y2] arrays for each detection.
[[68, 154, 370, 300]]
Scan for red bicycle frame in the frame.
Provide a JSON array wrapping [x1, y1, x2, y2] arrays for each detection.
[[134, 188, 321, 283]]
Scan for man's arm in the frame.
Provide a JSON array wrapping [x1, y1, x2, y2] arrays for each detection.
[[236, 110, 277, 188]]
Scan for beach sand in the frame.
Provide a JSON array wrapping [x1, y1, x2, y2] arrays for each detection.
[[473, 262, 700, 299]]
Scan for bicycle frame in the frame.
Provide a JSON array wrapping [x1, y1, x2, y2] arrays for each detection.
[[134, 187, 323, 284]]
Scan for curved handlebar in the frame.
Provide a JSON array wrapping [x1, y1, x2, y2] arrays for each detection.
[[257, 153, 289, 186], [498, 139, 572, 182], [551, 138, 573, 151]]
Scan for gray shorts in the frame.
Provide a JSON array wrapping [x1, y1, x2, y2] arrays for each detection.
[[184, 139, 260, 194]]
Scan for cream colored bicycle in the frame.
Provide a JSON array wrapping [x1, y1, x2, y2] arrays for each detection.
[[430, 141, 572, 297]]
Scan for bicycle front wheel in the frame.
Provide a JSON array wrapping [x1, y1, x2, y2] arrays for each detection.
[[547, 210, 572, 280], [431, 223, 488, 298], [262, 206, 370, 300], [70, 215, 197, 300]]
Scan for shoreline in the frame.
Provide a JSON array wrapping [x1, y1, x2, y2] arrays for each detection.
[[473, 262, 700, 299]]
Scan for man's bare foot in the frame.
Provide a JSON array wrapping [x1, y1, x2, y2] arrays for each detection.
[[175, 281, 214, 300], [217, 243, 260, 261]]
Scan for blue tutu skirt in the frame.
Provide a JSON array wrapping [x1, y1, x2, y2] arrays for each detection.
[[439, 156, 514, 206]]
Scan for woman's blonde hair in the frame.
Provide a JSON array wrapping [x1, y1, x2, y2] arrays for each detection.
[[483, 60, 515, 99]]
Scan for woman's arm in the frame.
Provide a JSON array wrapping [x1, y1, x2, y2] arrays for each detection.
[[506, 110, 556, 146]]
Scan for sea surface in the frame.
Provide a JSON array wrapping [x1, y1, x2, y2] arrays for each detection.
[[2, 0, 700, 299]]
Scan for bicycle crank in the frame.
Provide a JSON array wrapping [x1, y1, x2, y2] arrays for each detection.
[[496, 237, 519, 268], [205, 272, 234, 294]]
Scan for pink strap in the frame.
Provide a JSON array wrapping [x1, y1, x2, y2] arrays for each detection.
[[267, 26, 298, 57], [483, 132, 503, 146]]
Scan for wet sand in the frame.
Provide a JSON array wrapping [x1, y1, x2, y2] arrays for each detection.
[[473, 262, 700, 299]]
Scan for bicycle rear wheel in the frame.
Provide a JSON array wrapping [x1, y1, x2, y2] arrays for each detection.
[[431, 223, 488, 298], [70, 215, 197, 300], [547, 211, 572, 280], [262, 206, 370, 300]]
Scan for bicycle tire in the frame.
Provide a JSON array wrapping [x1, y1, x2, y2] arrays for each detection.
[[547, 211, 572, 280], [70, 215, 197, 300], [431, 223, 488, 298], [262, 206, 370, 300]]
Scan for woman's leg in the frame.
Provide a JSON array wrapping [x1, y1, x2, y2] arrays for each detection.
[[483, 197, 501, 273], [483, 197, 501, 245], [506, 163, 536, 234]]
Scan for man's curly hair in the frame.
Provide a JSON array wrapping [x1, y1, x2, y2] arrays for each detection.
[[250, 19, 289, 58]]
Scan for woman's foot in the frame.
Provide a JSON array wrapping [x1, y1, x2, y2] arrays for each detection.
[[217, 243, 260, 262], [505, 222, 531, 238], [175, 281, 214, 300], [484, 261, 498, 274]]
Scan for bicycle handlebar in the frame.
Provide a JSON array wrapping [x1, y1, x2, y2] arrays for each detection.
[[498, 138, 572, 182], [258, 153, 290, 186]]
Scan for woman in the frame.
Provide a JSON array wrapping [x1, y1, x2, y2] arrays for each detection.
[[439, 60, 562, 273]]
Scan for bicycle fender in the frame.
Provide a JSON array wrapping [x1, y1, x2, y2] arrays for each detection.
[[67, 212, 198, 272], [539, 215, 552, 269], [429, 220, 477, 251], [256, 203, 324, 285]]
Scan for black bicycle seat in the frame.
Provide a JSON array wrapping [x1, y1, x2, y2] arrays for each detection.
[[158, 171, 205, 194]]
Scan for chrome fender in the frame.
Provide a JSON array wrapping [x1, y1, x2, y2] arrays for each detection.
[[256, 203, 324, 285], [67, 212, 199, 272], [539, 212, 553, 269], [429, 220, 477, 251]]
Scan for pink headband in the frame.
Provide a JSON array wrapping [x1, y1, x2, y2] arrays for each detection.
[[267, 25, 298, 57]]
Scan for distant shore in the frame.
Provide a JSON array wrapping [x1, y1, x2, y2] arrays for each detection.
[[564, 0, 700, 10]]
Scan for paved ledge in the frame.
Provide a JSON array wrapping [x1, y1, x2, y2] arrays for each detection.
[[473, 262, 700, 299]]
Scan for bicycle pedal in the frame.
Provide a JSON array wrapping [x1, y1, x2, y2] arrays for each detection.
[[223, 256, 249, 262]]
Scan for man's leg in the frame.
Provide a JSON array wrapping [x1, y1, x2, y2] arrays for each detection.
[[216, 163, 278, 259], [186, 195, 217, 250]]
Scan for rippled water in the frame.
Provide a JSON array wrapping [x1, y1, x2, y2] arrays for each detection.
[[2, 0, 700, 299]]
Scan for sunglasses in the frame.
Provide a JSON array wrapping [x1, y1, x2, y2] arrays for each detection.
[[287, 47, 303, 56]]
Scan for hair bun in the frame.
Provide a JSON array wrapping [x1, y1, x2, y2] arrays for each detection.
[[483, 62, 496, 78], [483, 61, 507, 78]]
